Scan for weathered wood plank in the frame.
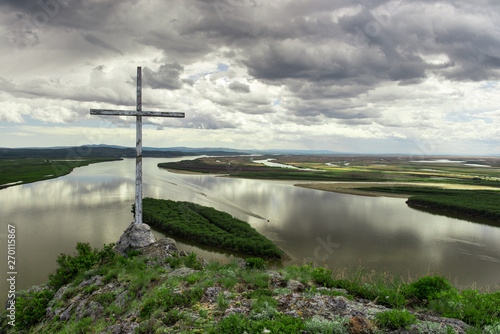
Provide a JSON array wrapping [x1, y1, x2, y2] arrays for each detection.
[[136, 67, 143, 226], [90, 109, 185, 118]]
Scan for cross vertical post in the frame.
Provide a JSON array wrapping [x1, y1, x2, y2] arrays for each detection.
[[135, 67, 143, 225], [90, 66, 185, 225]]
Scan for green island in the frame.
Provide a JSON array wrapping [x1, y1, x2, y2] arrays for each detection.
[[0, 158, 120, 189], [2, 241, 499, 333], [160, 155, 500, 222], [353, 187, 500, 222], [142, 198, 284, 259]]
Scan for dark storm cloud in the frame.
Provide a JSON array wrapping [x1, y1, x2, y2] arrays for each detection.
[[0, 0, 40, 13], [285, 97, 380, 121], [162, 0, 499, 123], [236, 0, 500, 87], [288, 82, 370, 100], [138, 30, 215, 63], [143, 63, 185, 90], [8, 13, 40, 48], [3, 0, 500, 130], [1, 0, 129, 31], [5, 0, 500, 88], [228, 81, 250, 93], [81, 33, 122, 55]]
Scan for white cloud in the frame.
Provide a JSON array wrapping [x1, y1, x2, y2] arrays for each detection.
[[0, 0, 500, 154]]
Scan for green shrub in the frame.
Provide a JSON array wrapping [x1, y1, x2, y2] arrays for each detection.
[[415, 321, 456, 334], [83, 285, 99, 294], [136, 319, 161, 334], [305, 316, 349, 334], [127, 249, 141, 258], [96, 291, 116, 307], [74, 317, 93, 334], [245, 257, 267, 269], [127, 268, 156, 296], [282, 265, 313, 284], [165, 255, 183, 269], [217, 293, 230, 311], [206, 260, 222, 272], [212, 313, 248, 333], [311, 267, 335, 287], [240, 270, 270, 288], [186, 272, 202, 284], [103, 270, 118, 284], [198, 308, 209, 318], [48, 242, 115, 290], [250, 295, 279, 320], [248, 289, 274, 298], [139, 286, 203, 318], [184, 252, 203, 270], [430, 290, 500, 327], [162, 309, 184, 326], [374, 309, 417, 330], [213, 313, 304, 334], [406, 276, 454, 302], [218, 277, 237, 289], [15, 289, 55, 329], [350, 282, 406, 308], [217, 267, 238, 288], [61, 286, 77, 301], [104, 303, 126, 317]]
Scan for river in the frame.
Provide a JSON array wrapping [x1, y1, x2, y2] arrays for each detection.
[[1, 157, 500, 301]]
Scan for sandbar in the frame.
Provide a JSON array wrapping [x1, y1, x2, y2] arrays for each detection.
[[295, 182, 500, 198]]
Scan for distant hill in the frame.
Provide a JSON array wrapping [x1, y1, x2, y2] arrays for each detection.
[[145, 146, 345, 155], [0, 145, 246, 159], [0, 145, 348, 158]]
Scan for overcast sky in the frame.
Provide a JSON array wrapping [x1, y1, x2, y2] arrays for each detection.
[[1, 0, 500, 154]]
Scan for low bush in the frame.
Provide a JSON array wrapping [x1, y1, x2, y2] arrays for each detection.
[[96, 291, 116, 307], [48, 242, 115, 290], [415, 321, 456, 334], [281, 265, 314, 284], [311, 267, 335, 287], [430, 290, 500, 327], [15, 289, 55, 329], [240, 270, 270, 288], [311, 266, 407, 308], [345, 280, 406, 308], [139, 286, 204, 318], [245, 257, 267, 269], [165, 255, 183, 269], [405, 275, 454, 302], [374, 309, 417, 330], [212, 313, 304, 334], [304, 316, 349, 334], [74, 317, 93, 334], [162, 309, 184, 326]]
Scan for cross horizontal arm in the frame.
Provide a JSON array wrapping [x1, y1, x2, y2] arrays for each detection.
[[90, 109, 185, 118]]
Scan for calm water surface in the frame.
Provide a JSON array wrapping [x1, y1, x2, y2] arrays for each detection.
[[1, 158, 500, 301]]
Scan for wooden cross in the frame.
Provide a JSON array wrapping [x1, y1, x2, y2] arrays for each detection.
[[90, 66, 185, 225]]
